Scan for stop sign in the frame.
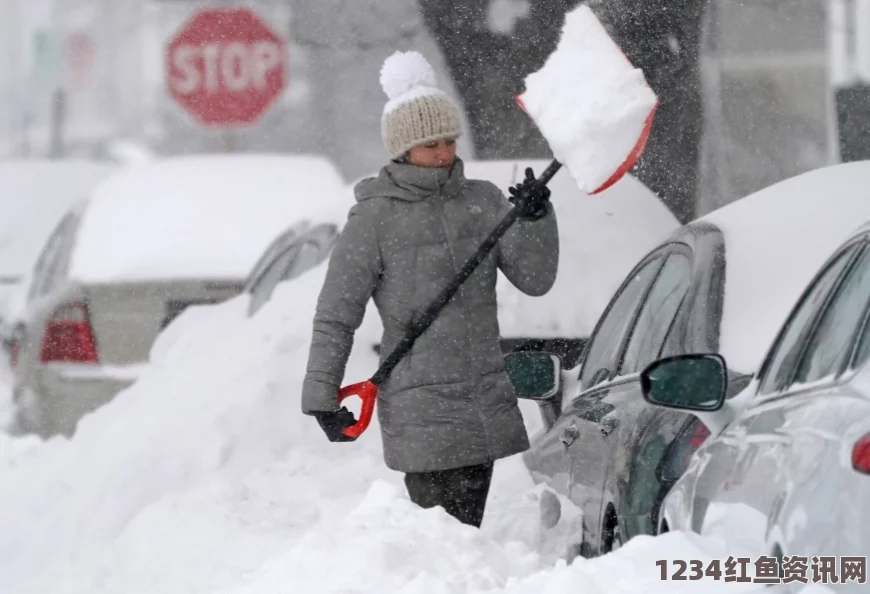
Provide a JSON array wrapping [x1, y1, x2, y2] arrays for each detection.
[[166, 7, 287, 126]]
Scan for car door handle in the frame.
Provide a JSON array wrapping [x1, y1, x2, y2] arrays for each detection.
[[560, 423, 580, 447], [600, 414, 619, 437]]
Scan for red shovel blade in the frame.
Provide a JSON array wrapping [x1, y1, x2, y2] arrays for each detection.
[[338, 380, 378, 439], [590, 101, 658, 195]]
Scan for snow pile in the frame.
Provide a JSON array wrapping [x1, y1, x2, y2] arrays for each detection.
[[463, 160, 678, 339], [0, 260, 548, 594], [0, 255, 827, 593], [519, 5, 657, 194], [701, 161, 870, 373], [68, 154, 350, 283]]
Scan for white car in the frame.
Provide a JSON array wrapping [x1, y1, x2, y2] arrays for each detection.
[[8, 154, 349, 437]]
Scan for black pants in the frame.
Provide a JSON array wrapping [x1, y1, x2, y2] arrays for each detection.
[[403, 462, 494, 528]]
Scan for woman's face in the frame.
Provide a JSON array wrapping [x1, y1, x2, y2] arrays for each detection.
[[407, 138, 457, 168]]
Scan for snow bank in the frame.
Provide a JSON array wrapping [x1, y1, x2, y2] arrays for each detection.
[[0, 254, 825, 593], [68, 154, 351, 283], [700, 161, 870, 373], [0, 258, 554, 594], [519, 5, 657, 194], [463, 160, 678, 339]]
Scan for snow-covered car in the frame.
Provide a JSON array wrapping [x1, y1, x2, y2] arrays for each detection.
[[513, 161, 870, 560], [0, 160, 118, 353], [8, 154, 348, 437], [647, 218, 870, 589]]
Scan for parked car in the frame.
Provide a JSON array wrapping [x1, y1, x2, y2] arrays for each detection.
[[8, 154, 349, 437], [0, 160, 118, 354], [510, 161, 870, 559], [646, 220, 870, 589]]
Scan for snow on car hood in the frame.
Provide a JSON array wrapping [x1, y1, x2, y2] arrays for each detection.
[[699, 160, 870, 374], [463, 159, 679, 339], [68, 155, 351, 284]]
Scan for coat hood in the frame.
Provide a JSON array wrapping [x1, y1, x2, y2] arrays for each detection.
[[354, 158, 467, 203]]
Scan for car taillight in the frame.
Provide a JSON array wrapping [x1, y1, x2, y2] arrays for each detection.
[[659, 420, 712, 482], [688, 423, 711, 449], [851, 432, 870, 475], [40, 302, 99, 364]]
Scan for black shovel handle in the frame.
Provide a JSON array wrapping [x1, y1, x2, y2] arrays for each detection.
[[370, 159, 562, 386]]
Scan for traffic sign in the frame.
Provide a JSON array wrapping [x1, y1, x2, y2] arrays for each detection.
[[166, 7, 287, 126]]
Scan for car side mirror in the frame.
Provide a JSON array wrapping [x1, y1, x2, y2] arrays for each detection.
[[504, 351, 561, 401], [640, 354, 728, 412]]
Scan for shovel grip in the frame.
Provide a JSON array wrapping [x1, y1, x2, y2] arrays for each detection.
[[338, 380, 378, 439]]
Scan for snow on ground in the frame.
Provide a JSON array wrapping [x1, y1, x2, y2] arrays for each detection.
[[0, 255, 821, 594], [0, 262, 555, 594], [0, 288, 827, 594]]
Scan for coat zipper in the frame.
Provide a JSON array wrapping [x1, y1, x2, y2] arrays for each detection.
[[432, 193, 494, 457]]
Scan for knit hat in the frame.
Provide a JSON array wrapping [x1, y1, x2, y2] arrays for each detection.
[[379, 51, 463, 160]]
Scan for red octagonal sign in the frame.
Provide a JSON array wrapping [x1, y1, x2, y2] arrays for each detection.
[[166, 7, 287, 126]]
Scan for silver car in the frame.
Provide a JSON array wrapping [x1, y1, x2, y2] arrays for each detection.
[[8, 155, 348, 437], [643, 222, 870, 591]]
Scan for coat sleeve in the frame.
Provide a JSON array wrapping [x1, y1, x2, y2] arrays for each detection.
[[495, 186, 559, 297], [301, 203, 382, 414]]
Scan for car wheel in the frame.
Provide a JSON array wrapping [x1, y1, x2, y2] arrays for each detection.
[[566, 521, 596, 562], [771, 544, 785, 583], [659, 518, 670, 534], [601, 508, 623, 554]]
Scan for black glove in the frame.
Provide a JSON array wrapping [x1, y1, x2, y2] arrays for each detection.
[[508, 167, 551, 221], [312, 406, 358, 442]]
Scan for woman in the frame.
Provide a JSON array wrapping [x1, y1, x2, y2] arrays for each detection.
[[302, 51, 559, 528]]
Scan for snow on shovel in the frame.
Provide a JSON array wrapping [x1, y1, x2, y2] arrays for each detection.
[[338, 4, 658, 439], [518, 4, 659, 195]]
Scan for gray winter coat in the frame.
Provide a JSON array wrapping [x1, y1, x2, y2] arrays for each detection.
[[301, 158, 559, 473]]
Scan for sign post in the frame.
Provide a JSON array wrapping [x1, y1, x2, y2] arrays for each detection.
[[166, 7, 287, 129]]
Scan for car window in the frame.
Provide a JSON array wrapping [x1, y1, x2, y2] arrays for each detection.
[[621, 252, 692, 375], [244, 221, 311, 289], [793, 246, 870, 385], [248, 246, 300, 316], [28, 212, 78, 301], [284, 240, 324, 281], [580, 254, 664, 389], [758, 245, 859, 396], [852, 301, 870, 370]]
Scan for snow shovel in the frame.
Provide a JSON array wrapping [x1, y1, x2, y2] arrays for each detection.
[[338, 4, 658, 439]]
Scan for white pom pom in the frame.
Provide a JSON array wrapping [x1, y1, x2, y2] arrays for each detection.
[[379, 51, 438, 100]]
